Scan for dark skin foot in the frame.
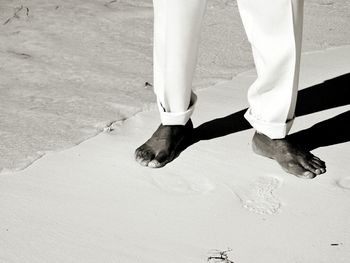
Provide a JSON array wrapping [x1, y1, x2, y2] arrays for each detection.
[[252, 132, 326, 179], [135, 119, 193, 168]]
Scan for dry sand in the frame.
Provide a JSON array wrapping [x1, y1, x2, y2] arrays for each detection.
[[1, 46, 349, 263]]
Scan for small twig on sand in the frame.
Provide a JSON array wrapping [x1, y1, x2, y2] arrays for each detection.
[[144, 81, 153, 88], [207, 248, 235, 263], [3, 5, 29, 25], [104, 0, 118, 8], [7, 50, 31, 59]]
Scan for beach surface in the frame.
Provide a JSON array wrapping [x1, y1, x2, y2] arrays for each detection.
[[1, 46, 349, 263], [1, 0, 350, 172]]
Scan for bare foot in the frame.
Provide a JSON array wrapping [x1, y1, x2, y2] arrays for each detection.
[[135, 120, 193, 168], [252, 132, 326, 179]]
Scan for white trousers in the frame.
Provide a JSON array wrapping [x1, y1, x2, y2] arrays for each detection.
[[153, 0, 304, 139]]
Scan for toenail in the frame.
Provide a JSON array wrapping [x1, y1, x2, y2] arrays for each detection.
[[140, 160, 149, 166], [303, 171, 315, 178], [148, 161, 159, 168]]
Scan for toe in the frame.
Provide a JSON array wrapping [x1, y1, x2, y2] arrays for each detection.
[[301, 170, 316, 179], [311, 159, 326, 171], [300, 159, 320, 175], [154, 150, 169, 163], [135, 146, 155, 166], [148, 159, 161, 168], [295, 163, 316, 179], [312, 155, 326, 164], [281, 162, 316, 179], [148, 151, 169, 168], [139, 150, 155, 166], [312, 155, 321, 161], [315, 167, 326, 174], [310, 159, 326, 174], [311, 157, 326, 168], [309, 161, 324, 175], [134, 145, 146, 159]]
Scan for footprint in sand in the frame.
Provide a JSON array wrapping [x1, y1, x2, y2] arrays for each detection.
[[234, 176, 282, 215], [337, 177, 350, 190], [151, 174, 215, 195]]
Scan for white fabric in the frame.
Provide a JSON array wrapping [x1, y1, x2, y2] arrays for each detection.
[[152, 0, 304, 139], [239, 0, 304, 138], [153, 0, 207, 126], [158, 92, 197, 125]]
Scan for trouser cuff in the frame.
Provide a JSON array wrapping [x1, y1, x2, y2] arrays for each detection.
[[157, 93, 197, 126], [244, 108, 294, 139]]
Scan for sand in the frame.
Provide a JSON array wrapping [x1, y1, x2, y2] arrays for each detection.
[[1, 0, 350, 172], [1, 46, 349, 263]]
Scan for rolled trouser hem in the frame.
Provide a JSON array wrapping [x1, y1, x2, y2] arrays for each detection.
[[157, 93, 197, 126], [244, 108, 294, 139]]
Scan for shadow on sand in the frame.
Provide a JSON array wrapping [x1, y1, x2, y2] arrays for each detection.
[[179, 73, 350, 153]]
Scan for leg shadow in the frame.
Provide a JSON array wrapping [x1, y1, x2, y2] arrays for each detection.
[[295, 73, 350, 117], [178, 73, 350, 152], [288, 110, 350, 151]]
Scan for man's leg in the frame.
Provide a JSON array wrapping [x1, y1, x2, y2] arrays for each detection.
[[237, 0, 326, 178], [135, 0, 207, 168]]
